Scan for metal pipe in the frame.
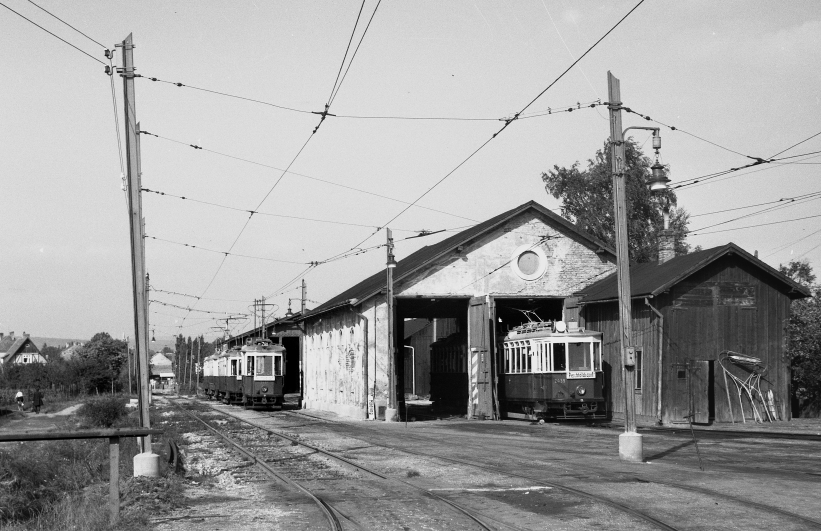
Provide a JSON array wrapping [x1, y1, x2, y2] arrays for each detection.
[[353, 308, 370, 418], [645, 297, 664, 425], [405, 346, 415, 395]]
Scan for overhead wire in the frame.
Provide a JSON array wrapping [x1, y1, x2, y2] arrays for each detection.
[[689, 212, 821, 237], [25, 0, 106, 48], [145, 234, 312, 265], [688, 191, 821, 233], [138, 130, 479, 223], [168, 2, 381, 329], [0, 1, 106, 65], [321, 0, 647, 265]]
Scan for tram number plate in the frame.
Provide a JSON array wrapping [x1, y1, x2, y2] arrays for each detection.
[[568, 371, 595, 379], [554, 378, 565, 384]]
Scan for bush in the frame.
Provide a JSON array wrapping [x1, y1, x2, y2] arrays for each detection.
[[77, 395, 128, 428]]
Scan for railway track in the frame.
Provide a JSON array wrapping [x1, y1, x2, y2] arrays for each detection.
[[284, 410, 821, 530], [171, 398, 502, 530], [170, 399, 344, 531], [191, 399, 680, 530]]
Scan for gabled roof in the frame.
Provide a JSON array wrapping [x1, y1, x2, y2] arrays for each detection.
[[301, 201, 616, 320], [576, 242, 811, 303], [0, 337, 40, 362]]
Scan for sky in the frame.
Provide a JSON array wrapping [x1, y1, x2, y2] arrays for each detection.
[[2, 0, 820, 342]]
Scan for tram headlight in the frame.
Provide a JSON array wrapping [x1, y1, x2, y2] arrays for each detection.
[[261, 386, 268, 393], [576, 385, 586, 396]]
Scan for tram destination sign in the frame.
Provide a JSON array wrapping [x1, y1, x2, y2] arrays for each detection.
[[568, 370, 595, 379]]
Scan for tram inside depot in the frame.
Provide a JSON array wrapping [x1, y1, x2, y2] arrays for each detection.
[[397, 296, 573, 418]]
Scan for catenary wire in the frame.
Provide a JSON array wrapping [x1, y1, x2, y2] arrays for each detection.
[[321, 0, 647, 264], [326, 0, 367, 106], [768, 130, 821, 159], [690, 190, 821, 218], [25, 0, 106, 48], [688, 192, 821, 233], [763, 226, 821, 259], [689, 212, 821, 236], [0, 2, 106, 65], [138, 130, 479, 223], [145, 235, 312, 265]]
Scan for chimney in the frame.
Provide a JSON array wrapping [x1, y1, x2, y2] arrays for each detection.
[[658, 229, 675, 265], [9, 331, 14, 339], [23, 332, 29, 338], [0, 333, 4, 340]]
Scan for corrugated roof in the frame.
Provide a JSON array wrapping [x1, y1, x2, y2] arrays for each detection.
[[300, 201, 616, 320], [576, 242, 811, 302]]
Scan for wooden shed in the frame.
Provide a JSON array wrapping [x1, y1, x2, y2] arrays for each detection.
[[576, 243, 810, 425]]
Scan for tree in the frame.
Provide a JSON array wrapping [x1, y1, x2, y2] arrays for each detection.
[[780, 260, 821, 417], [76, 332, 128, 393], [542, 139, 689, 263], [40, 343, 63, 362]]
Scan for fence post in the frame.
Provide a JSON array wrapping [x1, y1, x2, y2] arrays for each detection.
[[109, 436, 120, 524]]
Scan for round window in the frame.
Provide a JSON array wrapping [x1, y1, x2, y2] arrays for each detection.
[[517, 250, 541, 276], [510, 244, 548, 281]]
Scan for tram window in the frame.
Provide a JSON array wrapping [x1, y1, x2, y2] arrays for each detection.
[[275, 356, 282, 376], [524, 345, 531, 373], [247, 356, 255, 376], [568, 342, 591, 371], [552, 343, 566, 371], [257, 356, 272, 376], [593, 343, 601, 370], [230, 359, 238, 376]]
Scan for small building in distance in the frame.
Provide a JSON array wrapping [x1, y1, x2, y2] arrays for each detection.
[[576, 242, 810, 425], [150, 352, 175, 387], [0, 332, 46, 365]]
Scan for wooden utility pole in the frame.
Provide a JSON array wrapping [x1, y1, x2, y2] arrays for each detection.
[[608, 72, 641, 461], [121, 33, 152, 453], [301, 279, 307, 314]]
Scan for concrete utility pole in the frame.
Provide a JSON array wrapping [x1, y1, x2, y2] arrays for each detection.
[[120, 33, 158, 476], [608, 72, 642, 462], [385, 229, 398, 422]]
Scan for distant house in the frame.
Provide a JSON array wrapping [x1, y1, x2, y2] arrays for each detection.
[[0, 332, 47, 365], [60, 342, 85, 361], [150, 353, 175, 386]]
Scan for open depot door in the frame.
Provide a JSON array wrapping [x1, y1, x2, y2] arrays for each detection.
[[468, 296, 497, 419]]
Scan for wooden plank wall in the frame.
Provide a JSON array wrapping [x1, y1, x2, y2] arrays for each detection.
[[583, 254, 794, 425], [583, 302, 659, 424]]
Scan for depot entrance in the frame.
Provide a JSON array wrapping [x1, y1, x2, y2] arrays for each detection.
[[395, 296, 566, 419]]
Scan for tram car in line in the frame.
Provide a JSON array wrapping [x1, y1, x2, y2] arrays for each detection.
[[502, 320, 606, 421], [239, 338, 285, 409]]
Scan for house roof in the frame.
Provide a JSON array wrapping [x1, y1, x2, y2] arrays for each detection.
[[300, 201, 616, 320], [0, 337, 40, 362], [576, 242, 811, 303]]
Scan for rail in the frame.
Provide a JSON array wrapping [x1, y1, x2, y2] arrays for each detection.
[[0, 428, 164, 525]]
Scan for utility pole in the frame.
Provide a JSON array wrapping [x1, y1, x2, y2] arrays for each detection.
[[385, 229, 398, 421], [120, 33, 158, 475], [608, 72, 642, 462], [301, 279, 307, 314]]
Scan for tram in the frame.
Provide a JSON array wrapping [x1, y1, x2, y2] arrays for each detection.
[[502, 319, 606, 421], [239, 338, 285, 409]]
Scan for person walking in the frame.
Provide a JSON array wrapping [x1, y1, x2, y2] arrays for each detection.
[[31, 388, 43, 414], [15, 390, 24, 411]]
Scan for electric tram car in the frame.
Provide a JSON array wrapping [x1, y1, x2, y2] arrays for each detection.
[[203, 340, 285, 409], [428, 320, 606, 421], [502, 321, 606, 421], [239, 338, 285, 408]]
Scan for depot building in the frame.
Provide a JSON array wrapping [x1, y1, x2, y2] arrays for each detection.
[[295, 201, 618, 420]]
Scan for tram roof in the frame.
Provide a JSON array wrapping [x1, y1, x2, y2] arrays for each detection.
[[300, 201, 616, 320], [576, 242, 810, 303]]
